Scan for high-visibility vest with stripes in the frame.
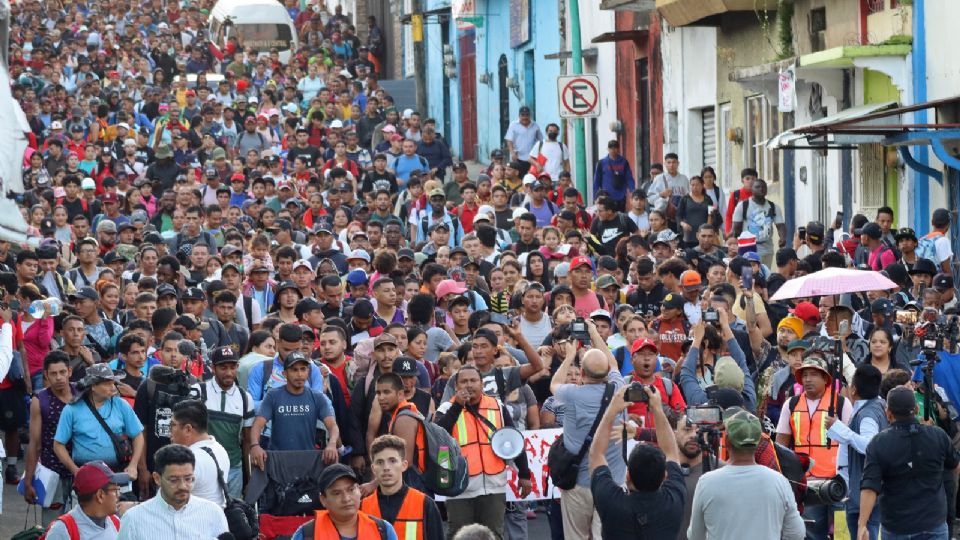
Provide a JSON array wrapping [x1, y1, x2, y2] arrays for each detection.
[[361, 487, 427, 540], [450, 395, 507, 477], [790, 388, 839, 479], [388, 401, 427, 473], [312, 509, 384, 539]]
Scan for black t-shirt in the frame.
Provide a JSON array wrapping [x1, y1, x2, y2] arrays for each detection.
[[590, 213, 638, 257], [361, 170, 399, 195], [287, 145, 322, 169], [627, 282, 666, 317], [512, 238, 540, 255], [591, 462, 686, 540]]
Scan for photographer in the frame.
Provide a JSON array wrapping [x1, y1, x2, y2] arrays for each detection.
[[589, 384, 685, 539], [675, 411, 724, 539], [858, 386, 960, 540], [550, 322, 622, 539], [677, 308, 756, 412], [688, 409, 804, 540], [825, 364, 887, 540], [775, 355, 853, 540]]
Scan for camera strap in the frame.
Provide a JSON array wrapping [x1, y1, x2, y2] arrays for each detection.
[[578, 382, 616, 460]]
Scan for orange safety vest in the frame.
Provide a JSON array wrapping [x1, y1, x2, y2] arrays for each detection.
[[790, 388, 839, 479], [388, 401, 427, 473], [449, 395, 506, 477], [360, 487, 427, 540], [312, 509, 385, 539]]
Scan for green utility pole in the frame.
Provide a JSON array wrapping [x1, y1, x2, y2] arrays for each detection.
[[569, 0, 588, 196]]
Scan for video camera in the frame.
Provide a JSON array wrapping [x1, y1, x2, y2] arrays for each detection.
[[703, 308, 720, 326], [909, 316, 959, 421], [803, 476, 847, 507], [686, 404, 724, 472]]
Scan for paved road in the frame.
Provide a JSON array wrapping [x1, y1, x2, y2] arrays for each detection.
[[1, 473, 553, 537]]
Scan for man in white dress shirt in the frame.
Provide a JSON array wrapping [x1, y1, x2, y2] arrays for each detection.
[[118, 444, 228, 539], [169, 400, 229, 507]]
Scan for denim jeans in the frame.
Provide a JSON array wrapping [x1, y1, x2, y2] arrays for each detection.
[[227, 466, 243, 499], [880, 522, 949, 540], [846, 508, 880, 540], [802, 504, 829, 540]]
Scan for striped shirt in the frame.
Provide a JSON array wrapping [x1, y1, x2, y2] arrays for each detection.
[[117, 492, 227, 539]]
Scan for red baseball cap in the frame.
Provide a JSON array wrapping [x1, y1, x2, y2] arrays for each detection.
[[102, 192, 118, 204], [631, 338, 658, 354], [230, 172, 246, 183], [570, 256, 593, 271], [73, 461, 129, 496], [790, 301, 821, 325]]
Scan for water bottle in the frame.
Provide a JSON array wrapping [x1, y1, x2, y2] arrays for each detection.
[[438, 445, 451, 488], [44, 298, 62, 317], [28, 300, 45, 319]]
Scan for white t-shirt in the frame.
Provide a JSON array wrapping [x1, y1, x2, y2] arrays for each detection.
[[520, 312, 553, 348], [529, 140, 569, 179], [189, 437, 230, 508], [933, 234, 954, 265]]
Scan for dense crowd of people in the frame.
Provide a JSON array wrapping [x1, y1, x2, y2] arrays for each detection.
[[4, 0, 960, 539]]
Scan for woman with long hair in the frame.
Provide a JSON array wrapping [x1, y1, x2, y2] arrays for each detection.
[[524, 250, 552, 289], [701, 166, 725, 226], [676, 175, 717, 249], [865, 326, 907, 375], [18, 284, 55, 391], [238, 330, 277, 389], [96, 280, 123, 325]]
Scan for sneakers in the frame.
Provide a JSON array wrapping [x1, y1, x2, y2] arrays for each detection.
[[4, 463, 18, 485]]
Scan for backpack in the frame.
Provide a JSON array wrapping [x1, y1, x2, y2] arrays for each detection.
[[40, 513, 120, 540], [236, 130, 266, 150], [524, 198, 558, 215], [260, 358, 275, 400], [917, 231, 944, 262], [396, 408, 469, 497]]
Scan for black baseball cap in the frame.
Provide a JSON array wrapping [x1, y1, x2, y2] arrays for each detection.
[[934, 273, 955, 292], [156, 283, 178, 298], [182, 287, 205, 301], [894, 227, 917, 242], [908, 258, 938, 276], [860, 222, 882, 240], [210, 346, 239, 365], [295, 297, 324, 319], [317, 463, 358, 492], [393, 356, 419, 376], [283, 351, 310, 369]]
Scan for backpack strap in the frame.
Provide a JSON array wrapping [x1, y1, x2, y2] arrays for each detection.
[[108, 515, 120, 530], [243, 296, 254, 332], [260, 358, 274, 399], [788, 394, 800, 413], [662, 377, 674, 399], [494, 367, 507, 402], [58, 513, 80, 540]]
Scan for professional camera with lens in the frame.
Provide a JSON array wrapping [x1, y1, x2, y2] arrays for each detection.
[[569, 317, 591, 342], [625, 382, 649, 403], [703, 308, 720, 326], [803, 476, 847, 506]]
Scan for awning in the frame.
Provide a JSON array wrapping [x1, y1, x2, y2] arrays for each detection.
[[799, 44, 911, 69], [591, 29, 648, 44], [544, 48, 599, 60], [600, 0, 656, 11], [766, 101, 900, 149]]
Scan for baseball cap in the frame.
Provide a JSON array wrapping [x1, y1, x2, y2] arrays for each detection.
[[553, 262, 570, 278], [589, 309, 612, 323], [661, 292, 684, 310], [630, 338, 658, 354], [934, 273, 955, 292], [317, 463, 358, 492], [182, 287, 205, 301], [97, 220, 118, 233], [789, 301, 820, 325], [69, 287, 100, 302], [295, 298, 324, 319], [353, 298, 375, 319], [595, 275, 618, 290], [680, 270, 702, 290], [860, 222, 882, 239], [346, 249, 371, 263], [374, 333, 398, 349], [210, 346, 239, 365], [397, 248, 415, 261], [519, 105, 531, 115], [346, 269, 369, 286], [806, 222, 826, 244], [292, 259, 314, 273], [786, 339, 810, 353], [894, 227, 918, 242], [887, 385, 918, 416], [393, 356, 419, 377], [908, 258, 938, 276], [73, 462, 130, 496], [569, 256, 592, 271], [81, 177, 97, 190], [156, 283, 178, 298], [175, 314, 209, 331], [871, 298, 894, 314], [724, 410, 762, 449], [714, 357, 745, 391], [283, 351, 310, 369], [435, 279, 468, 299]]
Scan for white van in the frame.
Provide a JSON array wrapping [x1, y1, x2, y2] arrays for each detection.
[[209, 0, 298, 64]]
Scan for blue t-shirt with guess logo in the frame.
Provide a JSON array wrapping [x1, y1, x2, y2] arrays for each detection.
[[258, 386, 334, 451]]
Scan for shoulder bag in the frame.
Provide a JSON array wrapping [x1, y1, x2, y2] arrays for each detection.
[[547, 382, 615, 490]]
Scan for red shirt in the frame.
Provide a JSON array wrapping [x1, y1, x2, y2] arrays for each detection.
[[725, 187, 752, 235], [322, 357, 353, 406], [451, 202, 479, 233], [573, 290, 603, 318]]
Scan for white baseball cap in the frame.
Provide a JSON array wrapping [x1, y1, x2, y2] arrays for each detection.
[[81, 177, 96, 190]]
